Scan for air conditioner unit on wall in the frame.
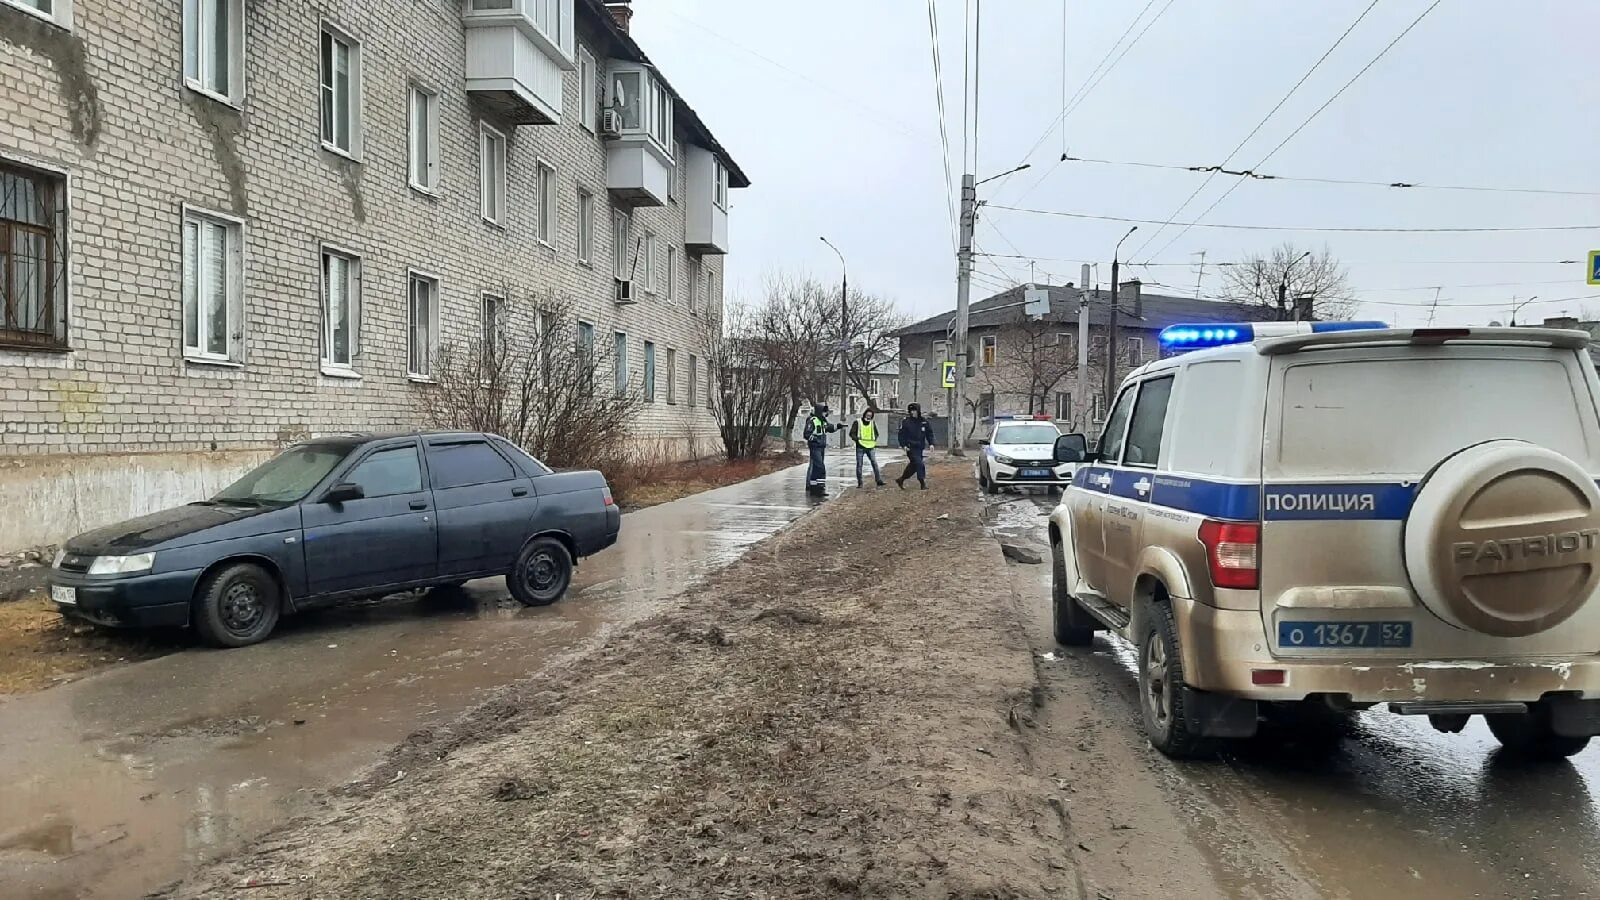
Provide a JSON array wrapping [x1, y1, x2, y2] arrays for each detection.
[[601, 109, 622, 136], [615, 278, 635, 304]]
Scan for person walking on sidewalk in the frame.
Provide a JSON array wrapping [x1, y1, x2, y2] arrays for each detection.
[[896, 402, 936, 490], [803, 402, 844, 496], [850, 408, 887, 488]]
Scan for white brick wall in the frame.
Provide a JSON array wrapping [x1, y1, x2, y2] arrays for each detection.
[[0, 0, 729, 461]]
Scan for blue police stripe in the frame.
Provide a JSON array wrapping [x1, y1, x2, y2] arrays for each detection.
[[1073, 466, 1419, 521], [1262, 483, 1415, 521]]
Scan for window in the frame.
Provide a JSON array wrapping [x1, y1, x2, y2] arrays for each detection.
[[612, 209, 631, 280], [320, 247, 360, 370], [712, 156, 728, 209], [1, 162, 68, 350], [706, 362, 714, 409], [1099, 385, 1137, 463], [612, 70, 642, 130], [426, 441, 517, 490], [535, 160, 556, 245], [479, 125, 506, 225], [1128, 337, 1145, 366], [707, 271, 719, 317], [319, 25, 361, 156], [345, 445, 423, 498], [407, 272, 437, 379], [1055, 392, 1072, 422], [666, 247, 677, 302], [613, 331, 627, 396], [576, 320, 594, 359], [1123, 376, 1174, 467], [578, 48, 598, 133], [1054, 329, 1076, 349], [649, 79, 671, 148], [980, 335, 997, 367], [481, 293, 504, 360], [688, 258, 701, 313], [408, 87, 439, 192], [869, 377, 882, 401], [665, 348, 677, 404], [608, 65, 673, 154], [643, 340, 656, 401], [688, 354, 698, 406], [642, 231, 656, 293], [4, 0, 71, 27], [183, 0, 242, 101], [181, 208, 243, 362], [933, 339, 949, 361], [576, 188, 594, 264]]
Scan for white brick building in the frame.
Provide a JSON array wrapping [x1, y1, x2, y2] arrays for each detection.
[[0, 0, 748, 553]]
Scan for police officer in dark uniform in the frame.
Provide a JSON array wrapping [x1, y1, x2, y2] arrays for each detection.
[[803, 402, 844, 496], [896, 402, 936, 489]]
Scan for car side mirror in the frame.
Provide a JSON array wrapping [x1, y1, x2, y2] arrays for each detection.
[[323, 482, 364, 504], [1054, 433, 1088, 463], [978, 438, 990, 446]]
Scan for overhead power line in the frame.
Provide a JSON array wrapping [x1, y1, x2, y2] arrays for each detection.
[[926, 0, 958, 251], [978, 251, 1588, 267], [985, 203, 1600, 233], [1137, 282, 1600, 310], [1129, 0, 1382, 261], [1054, 155, 1600, 197], [1144, 0, 1446, 262]]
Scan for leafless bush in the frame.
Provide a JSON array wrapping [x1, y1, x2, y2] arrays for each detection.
[[699, 298, 789, 460]]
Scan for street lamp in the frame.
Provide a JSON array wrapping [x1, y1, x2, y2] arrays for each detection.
[[1510, 295, 1539, 326], [975, 162, 1032, 187], [820, 236, 848, 446], [1281, 250, 1313, 321], [1103, 226, 1139, 410]]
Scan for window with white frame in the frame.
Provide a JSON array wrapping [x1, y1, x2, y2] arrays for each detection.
[[712, 156, 728, 209], [688, 258, 700, 314], [320, 247, 360, 370], [980, 334, 997, 367], [4, 0, 72, 28], [665, 348, 677, 404], [649, 80, 671, 148], [481, 292, 504, 359], [576, 320, 593, 359], [578, 47, 598, 133], [1127, 336, 1145, 365], [607, 64, 673, 157], [576, 187, 594, 264], [465, 0, 573, 58], [666, 247, 677, 302], [1055, 391, 1073, 422], [643, 340, 656, 401], [870, 377, 882, 401], [319, 25, 362, 156], [181, 208, 243, 363], [183, 0, 243, 101], [535, 160, 556, 245], [612, 209, 631, 281], [480, 125, 506, 225], [613, 331, 627, 396], [407, 271, 437, 379], [708, 271, 719, 317], [688, 354, 698, 407], [642, 230, 656, 293], [408, 87, 439, 192], [705, 362, 714, 409]]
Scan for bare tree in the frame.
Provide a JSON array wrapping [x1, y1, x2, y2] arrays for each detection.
[[698, 298, 789, 460], [756, 274, 836, 448], [840, 288, 909, 410], [1220, 242, 1354, 321], [420, 289, 637, 468]]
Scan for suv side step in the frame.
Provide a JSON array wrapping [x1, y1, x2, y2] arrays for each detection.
[[1389, 701, 1527, 716], [1076, 594, 1131, 630]]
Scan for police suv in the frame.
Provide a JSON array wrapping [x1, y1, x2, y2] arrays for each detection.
[[978, 415, 1075, 495], [1047, 321, 1600, 759]]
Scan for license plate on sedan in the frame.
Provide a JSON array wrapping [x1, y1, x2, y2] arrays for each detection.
[[1019, 468, 1052, 478], [51, 585, 77, 606], [1279, 621, 1411, 649]]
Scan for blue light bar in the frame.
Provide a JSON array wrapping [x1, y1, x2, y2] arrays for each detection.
[[1158, 324, 1253, 349], [1309, 320, 1389, 333]]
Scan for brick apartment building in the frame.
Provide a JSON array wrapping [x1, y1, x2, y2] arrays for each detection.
[[0, 0, 748, 553], [894, 281, 1274, 440]]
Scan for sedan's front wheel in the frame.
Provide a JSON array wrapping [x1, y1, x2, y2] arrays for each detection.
[[193, 563, 281, 648], [508, 537, 573, 607]]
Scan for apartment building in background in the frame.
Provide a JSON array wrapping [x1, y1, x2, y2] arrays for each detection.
[[0, 0, 748, 553]]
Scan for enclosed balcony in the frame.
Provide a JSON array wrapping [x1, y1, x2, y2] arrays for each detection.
[[463, 0, 575, 126], [603, 62, 674, 206], [684, 145, 729, 254]]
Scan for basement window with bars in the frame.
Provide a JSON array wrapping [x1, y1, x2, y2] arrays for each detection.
[[181, 207, 244, 363], [0, 162, 69, 351]]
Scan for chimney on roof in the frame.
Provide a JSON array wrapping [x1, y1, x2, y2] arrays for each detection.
[[1294, 294, 1315, 322], [1120, 279, 1142, 318], [606, 1, 633, 33]]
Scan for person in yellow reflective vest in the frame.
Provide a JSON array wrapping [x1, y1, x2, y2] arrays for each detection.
[[849, 408, 887, 488]]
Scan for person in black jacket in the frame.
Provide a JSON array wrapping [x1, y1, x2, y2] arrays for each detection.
[[896, 402, 936, 490]]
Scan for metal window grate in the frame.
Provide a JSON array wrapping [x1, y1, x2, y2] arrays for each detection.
[[0, 163, 68, 350]]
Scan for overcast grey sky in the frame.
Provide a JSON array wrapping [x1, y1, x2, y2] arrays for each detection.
[[638, 0, 1599, 328]]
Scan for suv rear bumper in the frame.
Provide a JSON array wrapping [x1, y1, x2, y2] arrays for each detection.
[[1177, 598, 1600, 703]]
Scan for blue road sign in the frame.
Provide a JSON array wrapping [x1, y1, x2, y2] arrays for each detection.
[[1589, 250, 1599, 286]]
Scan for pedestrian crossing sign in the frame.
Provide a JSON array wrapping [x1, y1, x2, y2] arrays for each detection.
[[1589, 250, 1599, 286], [941, 360, 957, 389]]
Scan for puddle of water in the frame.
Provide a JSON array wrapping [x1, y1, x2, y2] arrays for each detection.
[[0, 459, 817, 899]]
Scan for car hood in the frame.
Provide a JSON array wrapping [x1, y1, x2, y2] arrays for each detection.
[[65, 503, 290, 554], [992, 444, 1059, 459]]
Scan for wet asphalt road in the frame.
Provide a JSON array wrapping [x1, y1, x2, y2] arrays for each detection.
[[0, 452, 881, 900], [988, 489, 1600, 899]]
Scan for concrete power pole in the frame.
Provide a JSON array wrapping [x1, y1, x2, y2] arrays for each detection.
[[949, 173, 976, 456], [1078, 264, 1091, 430], [820, 236, 848, 448], [1103, 226, 1137, 412]]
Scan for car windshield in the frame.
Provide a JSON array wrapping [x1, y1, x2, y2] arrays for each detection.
[[995, 424, 1060, 445], [213, 443, 352, 505]]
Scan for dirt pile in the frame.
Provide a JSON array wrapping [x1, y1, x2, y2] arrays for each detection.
[[163, 463, 1081, 899]]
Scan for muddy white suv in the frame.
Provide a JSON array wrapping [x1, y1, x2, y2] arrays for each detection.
[[1047, 322, 1600, 759]]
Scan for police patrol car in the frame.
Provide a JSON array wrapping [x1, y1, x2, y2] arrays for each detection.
[[978, 415, 1075, 495], [1047, 320, 1600, 759]]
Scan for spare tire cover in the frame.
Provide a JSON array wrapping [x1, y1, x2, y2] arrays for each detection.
[[1404, 440, 1600, 637]]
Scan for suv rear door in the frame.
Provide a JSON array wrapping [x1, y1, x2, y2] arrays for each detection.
[[426, 437, 538, 577]]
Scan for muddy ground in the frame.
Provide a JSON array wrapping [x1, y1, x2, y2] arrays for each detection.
[[164, 462, 1084, 899]]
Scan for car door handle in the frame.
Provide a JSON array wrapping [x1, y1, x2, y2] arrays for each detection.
[[409, 499, 429, 510], [512, 487, 529, 497]]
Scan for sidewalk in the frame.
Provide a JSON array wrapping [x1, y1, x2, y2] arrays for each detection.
[[166, 461, 1080, 898]]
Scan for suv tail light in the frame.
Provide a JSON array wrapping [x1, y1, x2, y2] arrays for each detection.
[[1198, 520, 1260, 590]]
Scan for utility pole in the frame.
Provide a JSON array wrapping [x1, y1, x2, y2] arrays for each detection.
[[820, 237, 848, 448], [950, 173, 976, 456], [1282, 250, 1311, 322], [1077, 263, 1090, 430], [1103, 226, 1137, 412]]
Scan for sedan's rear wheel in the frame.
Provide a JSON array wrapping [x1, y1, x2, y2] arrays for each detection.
[[1487, 707, 1592, 760], [508, 537, 573, 607], [193, 563, 281, 648]]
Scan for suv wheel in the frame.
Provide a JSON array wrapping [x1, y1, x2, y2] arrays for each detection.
[[1486, 707, 1592, 760], [193, 563, 281, 648], [1050, 540, 1096, 646], [1137, 599, 1216, 758], [508, 537, 573, 607]]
